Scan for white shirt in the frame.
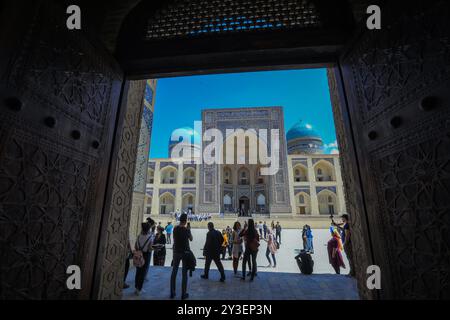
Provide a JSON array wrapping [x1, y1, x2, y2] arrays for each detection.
[[136, 233, 154, 253]]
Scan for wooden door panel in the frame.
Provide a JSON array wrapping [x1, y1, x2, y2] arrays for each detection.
[[338, 1, 450, 299], [0, 1, 123, 299]]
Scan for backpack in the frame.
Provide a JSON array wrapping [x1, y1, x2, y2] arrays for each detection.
[[133, 236, 151, 268], [296, 251, 314, 275], [275, 240, 280, 249], [185, 249, 197, 276]]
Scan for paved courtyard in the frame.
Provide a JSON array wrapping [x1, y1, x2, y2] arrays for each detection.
[[122, 229, 359, 300], [122, 267, 359, 300]]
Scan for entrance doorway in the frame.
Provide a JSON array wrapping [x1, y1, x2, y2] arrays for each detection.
[[239, 196, 250, 215], [1, 1, 448, 301]]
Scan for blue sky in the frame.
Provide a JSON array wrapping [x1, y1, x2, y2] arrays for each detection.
[[149, 68, 338, 158]]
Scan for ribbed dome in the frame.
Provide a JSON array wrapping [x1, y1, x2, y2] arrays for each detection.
[[169, 127, 201, 159], [169, 127, 201, 147], [286, 121, 321, 141], [286, 120, 324, 155]]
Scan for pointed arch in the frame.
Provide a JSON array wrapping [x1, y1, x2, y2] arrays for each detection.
[[160, 165, 178, 184], [293, 163, 308, 182], [317, 189, 338, 215], [313, 160, 336, 181], [295, 191, 311, 214], [159, 192, 175, 214], [183, 167, 196, 184]]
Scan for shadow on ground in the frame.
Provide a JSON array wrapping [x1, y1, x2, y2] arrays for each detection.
[[122, 266, 360, 300]]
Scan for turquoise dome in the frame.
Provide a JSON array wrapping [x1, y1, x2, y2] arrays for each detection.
[[286, 121, 321, 141], [286, 121, 324, 155], [169, 127, 201, 147], [168, 127, 202, 158]]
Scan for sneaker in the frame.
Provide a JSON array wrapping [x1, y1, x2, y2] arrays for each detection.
[[182, 293, 189, 300], [123, 283, 130, 289], [220, 277, 225, 282], [135, 289, 140, 296], [273, 265, 276, 268], [266, 264, 272, 268]]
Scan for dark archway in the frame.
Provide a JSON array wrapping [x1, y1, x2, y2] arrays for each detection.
[[1, 0, 449, 301], [239, 196, 250, 216]]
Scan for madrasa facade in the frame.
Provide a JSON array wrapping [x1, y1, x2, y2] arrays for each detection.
[[145, 107, 346, 218]]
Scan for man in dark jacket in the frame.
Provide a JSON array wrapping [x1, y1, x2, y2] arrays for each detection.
[[201, 222, 226, 282]]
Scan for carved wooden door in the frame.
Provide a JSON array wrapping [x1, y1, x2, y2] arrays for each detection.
[[0, 2, 124, 299], [336, 1, 450, 299]]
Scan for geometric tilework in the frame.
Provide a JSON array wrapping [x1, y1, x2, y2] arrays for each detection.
[[146, 0, 321, 40]]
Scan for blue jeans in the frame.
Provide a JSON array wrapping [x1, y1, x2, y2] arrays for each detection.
[[306, 238, 314, 252], [135, 252, 150, 291], [265, 247, 276, 266]]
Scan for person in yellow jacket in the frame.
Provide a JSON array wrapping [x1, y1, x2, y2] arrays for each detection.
[[221, 229, 229, 260]]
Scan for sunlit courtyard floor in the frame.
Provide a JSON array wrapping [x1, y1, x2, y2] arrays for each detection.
[[122, 229, 359, 300], [122, 267, 359, 300]]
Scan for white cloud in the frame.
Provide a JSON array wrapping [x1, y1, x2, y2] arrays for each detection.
[[324, 140, 338, 149], [323, 140, 339, 154]]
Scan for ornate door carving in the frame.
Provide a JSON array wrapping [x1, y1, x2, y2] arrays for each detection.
[[93, 80, 146, 300], [336, 1, 450, 299], [0, 2, 124, 299], [327, 69, 376, 300]]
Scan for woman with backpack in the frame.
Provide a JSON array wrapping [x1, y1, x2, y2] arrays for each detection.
[[263, 228, 277, 268], [239, 219, 260, 281], [134, 222, 154, 296]]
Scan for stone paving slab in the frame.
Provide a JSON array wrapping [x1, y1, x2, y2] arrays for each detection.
[[122, 266, 360, 300]]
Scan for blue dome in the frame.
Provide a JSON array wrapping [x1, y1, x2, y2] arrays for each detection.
[[169, 127, 201, 147], [286, 121, 321, 141], [286, 121, 324, 155]]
